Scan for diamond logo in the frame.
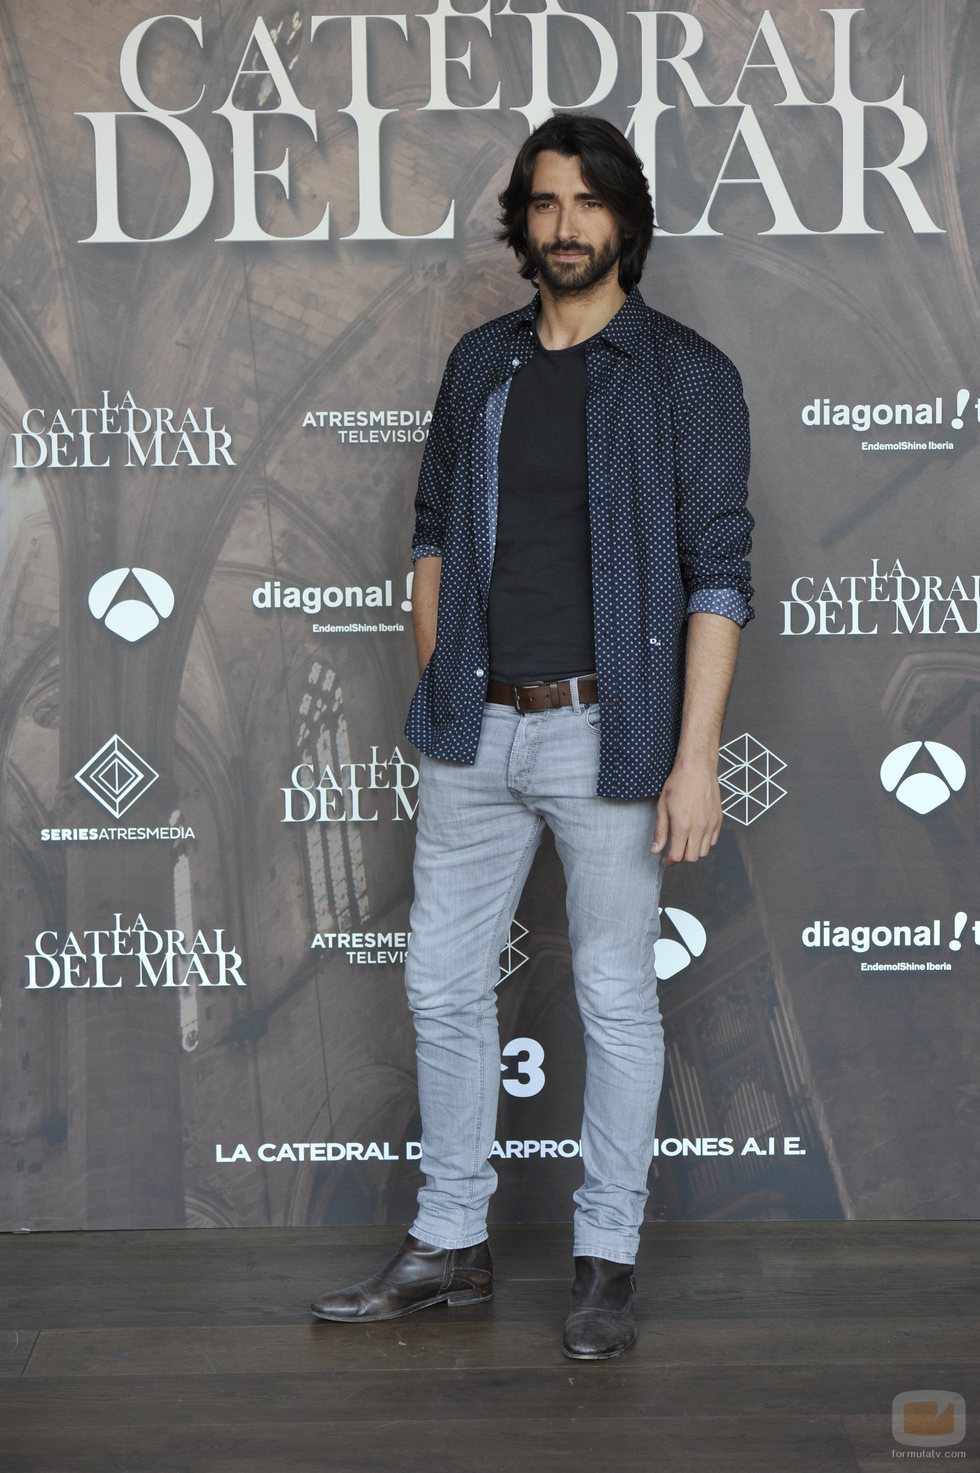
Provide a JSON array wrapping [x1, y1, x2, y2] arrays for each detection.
[[88, 567, 174, 643], [498, 918, 529, 984], [75, 735, 159, 819], [880, 740, 966, 815], [718, 733, 787, 825]]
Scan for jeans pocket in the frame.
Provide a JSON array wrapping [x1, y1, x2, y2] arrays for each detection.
[[585, 702, 602, 730]]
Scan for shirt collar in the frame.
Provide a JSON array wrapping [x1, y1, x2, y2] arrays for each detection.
[[510, 283, 645, 356]]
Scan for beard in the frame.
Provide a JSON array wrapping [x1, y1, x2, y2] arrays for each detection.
[[526, 233, 622, 297]]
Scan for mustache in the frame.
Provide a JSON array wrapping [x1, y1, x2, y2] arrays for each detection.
[[547, 240, 594, 255]]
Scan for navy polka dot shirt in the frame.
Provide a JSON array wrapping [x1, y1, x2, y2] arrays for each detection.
[[404, 284, 754, 799]]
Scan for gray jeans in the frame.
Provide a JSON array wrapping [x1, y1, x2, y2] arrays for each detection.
[[405, 686, 665, 1264]]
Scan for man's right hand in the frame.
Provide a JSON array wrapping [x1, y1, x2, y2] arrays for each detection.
[[412, 555, 442, 673]]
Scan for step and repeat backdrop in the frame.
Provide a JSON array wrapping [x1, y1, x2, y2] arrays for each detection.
[[1, 0, 977, 1231]]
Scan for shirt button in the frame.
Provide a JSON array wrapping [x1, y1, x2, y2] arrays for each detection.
[[511, 358, 520, 368], [475, 667, 485, 677]]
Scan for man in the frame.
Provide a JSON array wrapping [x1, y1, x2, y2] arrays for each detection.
[[312, 112, 754, 1360]]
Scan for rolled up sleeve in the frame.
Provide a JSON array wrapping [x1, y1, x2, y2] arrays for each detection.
[[674, 352, 755, 628], [411, 344, 460, 563]]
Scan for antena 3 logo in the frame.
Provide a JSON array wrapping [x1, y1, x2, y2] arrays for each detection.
[[880, 741, 966, 815], [655, 906, 707, 980], [10, 391, 234, 469], [89, 568, 175, 643], [77, 8, 941, 244]]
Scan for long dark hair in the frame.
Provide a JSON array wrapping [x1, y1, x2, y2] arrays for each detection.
[[496, 112, 656, 291]]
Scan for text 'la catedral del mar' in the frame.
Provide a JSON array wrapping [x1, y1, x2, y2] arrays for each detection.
[[78, 6, 943, 243]]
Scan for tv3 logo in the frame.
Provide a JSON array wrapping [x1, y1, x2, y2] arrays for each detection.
[[501, 1037, 545, 1098]]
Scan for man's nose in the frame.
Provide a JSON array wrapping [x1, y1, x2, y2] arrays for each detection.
[[555, 203, 576, 237]]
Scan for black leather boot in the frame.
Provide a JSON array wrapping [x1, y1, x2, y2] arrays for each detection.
[[310, 1232, 493, 1323], [560, 1254, 636, 1359]]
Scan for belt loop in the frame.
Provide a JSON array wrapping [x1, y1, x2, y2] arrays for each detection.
[[569, 675, 582, 712]]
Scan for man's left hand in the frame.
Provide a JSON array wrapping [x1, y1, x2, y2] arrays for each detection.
[[651, 761, 722, 864]]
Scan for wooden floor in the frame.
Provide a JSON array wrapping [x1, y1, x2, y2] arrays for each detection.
[[1, 1221, 977, 1472]]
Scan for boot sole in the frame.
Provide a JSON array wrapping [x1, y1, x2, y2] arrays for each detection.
[[560, 1333, 636, 1360], [310, 1288, 494, 1323]]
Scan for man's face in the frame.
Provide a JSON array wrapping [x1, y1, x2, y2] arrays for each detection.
[[523, 149, 623, 296]]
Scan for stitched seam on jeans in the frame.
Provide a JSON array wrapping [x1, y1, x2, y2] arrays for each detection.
[[617, 876, 665, 1241], [463, 813, 545, 1219], [634, 863, 665, 1033], [564, 816, 662, 1259]]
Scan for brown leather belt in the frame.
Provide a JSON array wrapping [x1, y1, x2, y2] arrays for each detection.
[[485, 673, 599, 713]]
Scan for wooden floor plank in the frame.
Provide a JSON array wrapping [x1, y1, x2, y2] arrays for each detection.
[[3, 1223, 976, 1330], [0, 1226, 765, 1282], [1, 1363, 977, 1430], [0, 1415, 862, 1473], [755, 1241, 980, 1275], [1, 1282, 972, 1330], [2, 1280, 972, 1330], [19, 1315, 980, 1378], [2, 1220, 976, 1301], [0, 1330, 37, 1378]]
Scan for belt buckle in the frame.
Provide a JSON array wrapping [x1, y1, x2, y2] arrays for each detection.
[[513, 680, 543, 714]]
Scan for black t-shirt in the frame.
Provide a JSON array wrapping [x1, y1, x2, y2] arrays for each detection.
[[486, 325, 597, 683]]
